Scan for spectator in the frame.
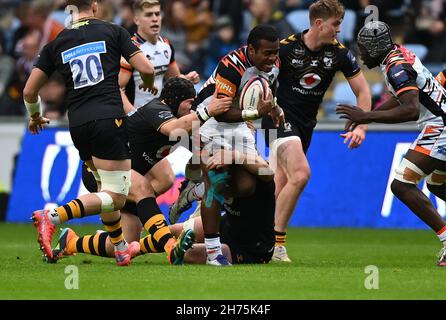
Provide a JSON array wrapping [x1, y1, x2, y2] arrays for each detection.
[[204, 15, 239, 78], [161, 0, 191, 72], [184, 0, 214, 75], [27, 0, 64, 50], [120, 0, 137, 35], [244, 0, 294, 40], [404, 0, 446, 62]]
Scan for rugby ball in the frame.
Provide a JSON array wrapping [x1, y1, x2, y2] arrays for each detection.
[[239, 76, 270, 111]]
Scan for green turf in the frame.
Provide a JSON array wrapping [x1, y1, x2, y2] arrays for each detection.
[[1, 223, 446, 299]]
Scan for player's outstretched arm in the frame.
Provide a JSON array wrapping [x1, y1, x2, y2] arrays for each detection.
[[336, 90, 419, 124], [340, 73, 372, 149], [23, 68, 50, 134], [159, 94, 232, 136], [166, 61, 200, 84], [214, 96, 273, 123]]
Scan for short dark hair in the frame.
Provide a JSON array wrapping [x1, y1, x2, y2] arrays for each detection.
[[66, 0, 95, 11], [247, 25, 278, 50]]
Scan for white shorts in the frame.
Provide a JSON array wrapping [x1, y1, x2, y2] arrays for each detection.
[[411, 125, 446, 161], [200, 119, 257, 155]]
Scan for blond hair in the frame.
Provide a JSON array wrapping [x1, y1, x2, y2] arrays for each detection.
[[133, 0, 160, 13], [309, 0, 345, 25]]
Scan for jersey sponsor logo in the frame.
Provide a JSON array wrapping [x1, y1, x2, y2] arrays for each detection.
[[291, 58, 304, 67], [215, 74, 236, 97], [323, 57, 333, 69], [293, 47, 305, 56], [142, 151, 156, 166], [158, 111, 173, 120], [62, 41, 107, 89], [300, 73, 322, 89]]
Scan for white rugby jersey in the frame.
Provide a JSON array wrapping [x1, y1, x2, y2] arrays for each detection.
[[380, 45, 446, 128], [121, 33, 175, 109]]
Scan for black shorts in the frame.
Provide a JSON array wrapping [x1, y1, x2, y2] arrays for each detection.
[[70, 118, 130, 161], [262, 116, 313, 154], [81, 163, 138, 216], [220, 215, 274, 264], [130, 143, 157, 176]]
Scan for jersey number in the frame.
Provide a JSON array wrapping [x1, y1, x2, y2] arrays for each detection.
[[70, 55, 104, 89]]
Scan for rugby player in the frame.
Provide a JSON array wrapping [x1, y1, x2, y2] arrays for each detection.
[[50, 77, 232, 265], [54, 149, 275, 265], [24, 0, 157, 266], [191, 25, 283, 266], [119, 0, 200, 208], [170, 151, 275, 265], [119, 0, 200, 112], [336, 21, 446, 266], [263, 0, 371, 262]]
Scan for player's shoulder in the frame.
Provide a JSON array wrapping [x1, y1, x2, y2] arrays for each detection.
[[280, 33, 301, 46], [383, 46, 417, 78], [436, 69, 446, 87], [142, 98, 172, 114], [218, 46, 249, 74], [159, 36, 172, 46]]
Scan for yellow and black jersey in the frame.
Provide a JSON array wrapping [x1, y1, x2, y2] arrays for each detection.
[[35, 18, 141, 127], [277, 31, 361, 128]]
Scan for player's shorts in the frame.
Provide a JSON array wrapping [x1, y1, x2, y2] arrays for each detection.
[[262, 116, 313, 154], [130, 142, 159, 176], [411, 125, 446, 161], [81, 163, 138, 216], [220, 215, 274, 264], [199, 119, 257, 156], [70, 118, 130, 161]]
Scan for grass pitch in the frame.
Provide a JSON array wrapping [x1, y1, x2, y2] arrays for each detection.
[[1, 223, 446, 300]]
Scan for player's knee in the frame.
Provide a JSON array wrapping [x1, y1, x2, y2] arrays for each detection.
[[426, 170, 446, 190], [233, 175, 256, 197], [131, 177, 155, 202], [96, 169, 131, 211], [390, 179, 412, 197], [288, 167, 311, 189]]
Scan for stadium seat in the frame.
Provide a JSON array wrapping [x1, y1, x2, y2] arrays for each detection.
[[404, 44, 428, 61], [286, 10, 310, 33]]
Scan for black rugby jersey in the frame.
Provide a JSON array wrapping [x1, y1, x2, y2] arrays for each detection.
[[278, 31, 361, 128], [127, 98, 178, 164], [35, 18, 141, 127], [221, 179, 275, 249]]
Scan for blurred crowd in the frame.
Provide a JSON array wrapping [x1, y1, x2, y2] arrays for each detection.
[[0, 0, 445, 120]]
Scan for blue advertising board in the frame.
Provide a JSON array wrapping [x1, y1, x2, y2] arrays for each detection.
[[8, 127, 439, 229]]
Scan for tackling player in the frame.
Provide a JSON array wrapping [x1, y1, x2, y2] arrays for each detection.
[[24, 0, 156, 266], [263, 0, 371, 262], [336, 21, 446, 266], [49, 77, 232, 265]]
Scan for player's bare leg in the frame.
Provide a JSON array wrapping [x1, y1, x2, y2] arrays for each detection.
[[272, 139, 310, 262], [146, 159, 176, 196], [33, 157, 139, 266], [201, 163, 232, 266], [390, 150, 446, 265]]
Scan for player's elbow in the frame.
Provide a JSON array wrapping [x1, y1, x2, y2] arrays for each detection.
[[406, 104, 419, 121]]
